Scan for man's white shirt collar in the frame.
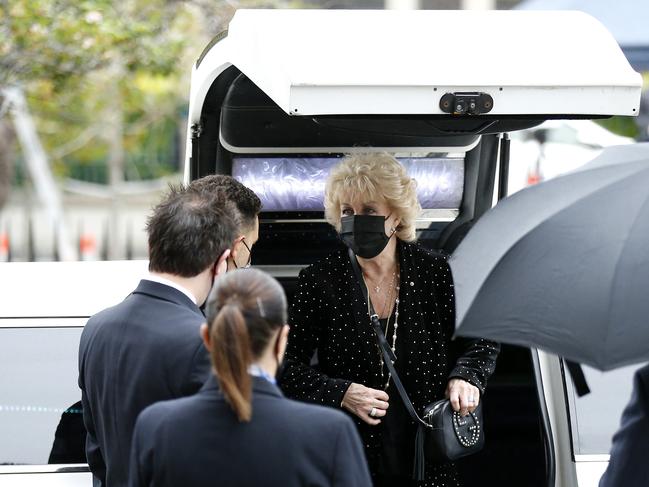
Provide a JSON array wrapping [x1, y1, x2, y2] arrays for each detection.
[[144, 274, 198, 305]]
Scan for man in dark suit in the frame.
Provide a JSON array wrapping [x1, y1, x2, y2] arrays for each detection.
[[78, 184, 237, 487], [599, 364, 649, 487]]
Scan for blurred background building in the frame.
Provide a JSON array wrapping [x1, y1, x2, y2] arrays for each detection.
[[0, 0, 646, 262]]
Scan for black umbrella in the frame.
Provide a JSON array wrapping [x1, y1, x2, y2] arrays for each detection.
[[450, 143, 649, 372]]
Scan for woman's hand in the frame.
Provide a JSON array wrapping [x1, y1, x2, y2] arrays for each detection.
[[446, 378, 480, 417], [341, 383, 389, 425]]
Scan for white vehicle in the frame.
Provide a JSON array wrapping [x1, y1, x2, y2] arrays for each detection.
[[508, 120, 634, 194], [0, 9, 642, 487], [0, 261, 148, 486]]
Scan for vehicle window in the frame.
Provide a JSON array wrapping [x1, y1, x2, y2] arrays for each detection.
[[0, 326, 85, 466], [564, 362, 643, 456], [232, 155, 464, 212]]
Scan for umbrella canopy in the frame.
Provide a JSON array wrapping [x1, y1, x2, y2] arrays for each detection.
[[516, 0, 649, 71], [450, 143, 649, 371]]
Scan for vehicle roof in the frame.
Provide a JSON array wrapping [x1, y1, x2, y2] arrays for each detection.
[[0, 261, 149, 318], [189, 9, 642, 119]]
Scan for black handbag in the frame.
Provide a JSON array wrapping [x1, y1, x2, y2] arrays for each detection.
[[348, 250, 485, 481]]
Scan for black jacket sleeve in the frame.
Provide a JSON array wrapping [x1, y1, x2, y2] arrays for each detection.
[[79, 350, 106, 487], [280, 267, 352, 408], [448, 337, 500, 394], [435, 254, 500, 393], [331, 417, 372, 487], [180, 341, 212, 396], [599, 366, 649, 487], [128, 415, 151, 487], [81, 393, 107, 485]]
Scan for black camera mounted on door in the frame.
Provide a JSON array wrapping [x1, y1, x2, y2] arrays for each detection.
[[440, 92, 494, 115]]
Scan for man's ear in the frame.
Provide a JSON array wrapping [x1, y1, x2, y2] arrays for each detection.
[[215, 248, 231, 276], [229, 235, 245, 262], [200, 323, 212, 351]]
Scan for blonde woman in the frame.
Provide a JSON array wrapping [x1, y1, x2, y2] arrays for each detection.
[[281, 154, 500, 486]]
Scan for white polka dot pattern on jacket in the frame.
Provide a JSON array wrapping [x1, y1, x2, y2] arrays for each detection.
[[280, 240, 500, 486]]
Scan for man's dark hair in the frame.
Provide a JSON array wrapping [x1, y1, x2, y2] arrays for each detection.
[[146, 184, 237, 277], [189, 175, 262, 232]]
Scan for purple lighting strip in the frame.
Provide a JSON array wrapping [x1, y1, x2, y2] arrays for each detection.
[[232, 156, 464, 212]]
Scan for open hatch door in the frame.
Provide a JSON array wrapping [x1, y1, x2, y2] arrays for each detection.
[[192, 9, 641, 117], [186, 9, 642, 178], [184, 7, 643, 260]]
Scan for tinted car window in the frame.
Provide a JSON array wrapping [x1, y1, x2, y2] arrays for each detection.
[[564, 362, 643, 455], [0, 326, 85, 466]]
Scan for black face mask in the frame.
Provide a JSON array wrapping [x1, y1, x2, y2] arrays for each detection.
[[340, 214, 394, 259]]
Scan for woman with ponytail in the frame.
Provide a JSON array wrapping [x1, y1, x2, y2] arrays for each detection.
[[128, 268, 371, 487]]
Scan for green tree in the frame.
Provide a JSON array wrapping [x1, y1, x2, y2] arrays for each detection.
[[1, 0, 183, 89], [0, 0, 200, 260], [0, 0, 201, 215], [0, 0, 293, 213]]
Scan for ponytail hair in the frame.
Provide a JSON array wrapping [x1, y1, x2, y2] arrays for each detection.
[[211, 303, 253, 421], [205, 269, 287, 422]]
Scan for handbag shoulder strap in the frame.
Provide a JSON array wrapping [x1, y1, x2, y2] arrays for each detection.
[[347, 249, 428, 428]]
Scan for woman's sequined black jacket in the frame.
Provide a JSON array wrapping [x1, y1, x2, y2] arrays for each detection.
[[280, 241, 500, 483]]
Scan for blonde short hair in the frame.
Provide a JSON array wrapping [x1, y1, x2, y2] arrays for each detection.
[[324, 153, 421, 242]]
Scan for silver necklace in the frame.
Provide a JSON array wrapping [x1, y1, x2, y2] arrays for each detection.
[[383, 289, 400, 390], [379, 270, 398, 318], [364, 269, 400, 390], [365, 270, 396, 295]]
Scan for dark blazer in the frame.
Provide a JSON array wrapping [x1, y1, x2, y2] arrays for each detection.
[[599, 364, 649, 487], [280, 241, 500, 484], [129, 375, 372, 487], [78, 280, 210, 487]]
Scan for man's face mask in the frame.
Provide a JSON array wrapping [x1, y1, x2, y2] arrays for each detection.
[[340, 214, 395, 259], [231, 238, 252, 270]]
